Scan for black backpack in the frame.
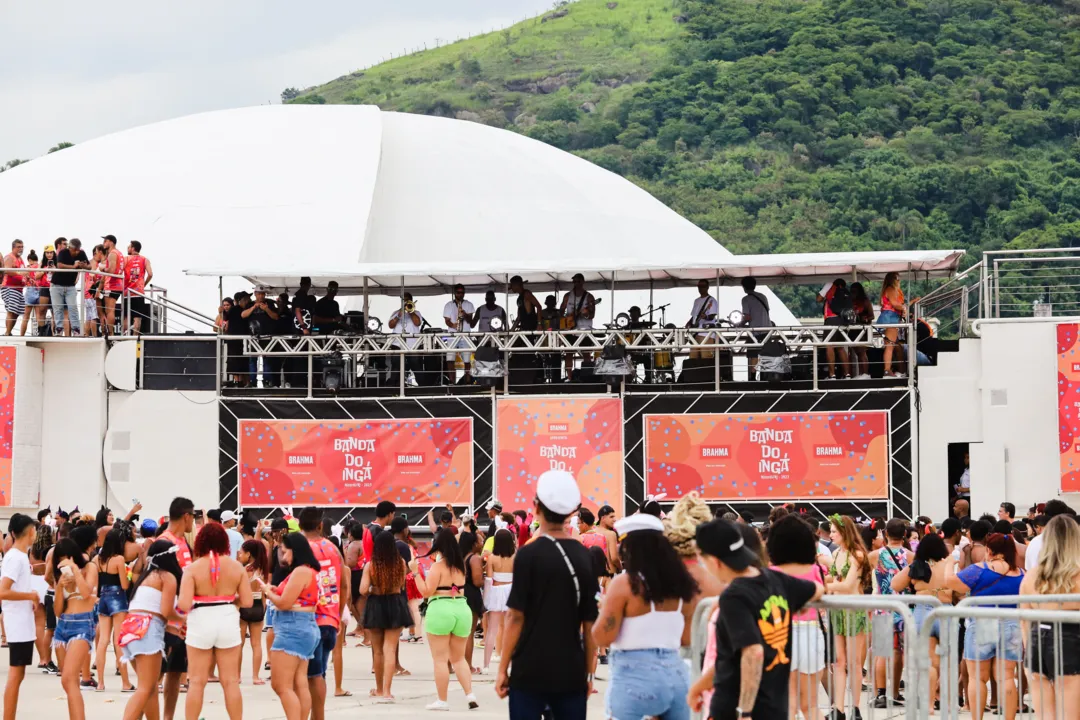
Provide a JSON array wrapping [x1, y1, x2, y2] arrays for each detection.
[[829, 285, 856, 324]]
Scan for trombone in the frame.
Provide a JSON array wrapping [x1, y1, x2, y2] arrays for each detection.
[[404, 300, 416, 314]]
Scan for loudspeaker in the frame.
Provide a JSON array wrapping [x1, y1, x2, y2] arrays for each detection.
[[142, 339, 218, 391], [677, 355, 733, 384], [508, 353, 538, 387]]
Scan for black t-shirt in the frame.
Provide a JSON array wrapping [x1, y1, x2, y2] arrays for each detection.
[[275, 298, 295, 335], [506, 536, 600, 692], [226, 304, 250, 336], [53, 249, 88, 287], [248, 300, 277, 335], [711, 568, 818, 720], [314, 296, 341, 320], [395, 539, 412, 564]]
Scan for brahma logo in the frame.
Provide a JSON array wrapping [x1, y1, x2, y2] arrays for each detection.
[[700, 446, 730, 458], [548, 423, 569, 433], [288, 455, 316, 466], [397, 454, 425, 465], [814, 445, 844, 457], [1073, 363, 1080, 373]]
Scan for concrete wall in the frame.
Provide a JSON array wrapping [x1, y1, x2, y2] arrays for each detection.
[[918, 319, 1080, 521]]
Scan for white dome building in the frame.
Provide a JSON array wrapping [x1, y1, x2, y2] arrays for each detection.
[[0, 105, 798, 326]]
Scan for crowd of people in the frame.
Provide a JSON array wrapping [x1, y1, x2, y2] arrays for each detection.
[[0, 487, 1075, 719], [2, 236, 153, 338]]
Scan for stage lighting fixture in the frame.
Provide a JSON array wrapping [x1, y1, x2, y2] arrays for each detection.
[[595, 345, 634, 376], [489, 316, 504, 331], [614, 313, 631, 329], [472, 346, 506, 386], [366, 317, 383, 333], [322, 351, 346, 392]]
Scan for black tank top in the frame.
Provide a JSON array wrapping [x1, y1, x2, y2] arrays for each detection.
[[517, 293, 538, 331]]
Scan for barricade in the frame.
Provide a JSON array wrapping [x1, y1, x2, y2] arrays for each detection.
[[915, 596, 1080, 720]]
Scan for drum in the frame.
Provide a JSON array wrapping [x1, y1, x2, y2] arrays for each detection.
[[654, 350, 673, 370], [560, 316, 576, 330]]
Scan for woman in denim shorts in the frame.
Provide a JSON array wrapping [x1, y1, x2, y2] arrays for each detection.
[[121, 539, 183, 720], [258, 533, 321, 720], [93, 528, 133, 692], [53, 536, 99, 718]]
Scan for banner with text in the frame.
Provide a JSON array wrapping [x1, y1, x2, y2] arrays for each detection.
[[238, 418, 473, 507], [0, 347, 13, 507], [496, 397, 623, 512], [1057, 323, 1080, 492], [645, 411, 890, 500]]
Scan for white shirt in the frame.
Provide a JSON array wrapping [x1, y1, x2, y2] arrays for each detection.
[[443, 299, 475, 332], [227, 528, 244, 559], [689, 295, 719, 328], [389, 308, 423, 349], [958, 468, 970, 494], [563, 290, 595, 331], [0, 548, 35, 642], [1026, 533, 1044, 570], [817, 542, 833, 559]]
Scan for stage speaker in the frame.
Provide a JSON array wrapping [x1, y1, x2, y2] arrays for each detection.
[[677, 355, 733, 384], [141, 339, 217, 391], [508, 353, 538, 387]]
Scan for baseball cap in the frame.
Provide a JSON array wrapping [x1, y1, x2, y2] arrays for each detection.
[[614, 514, 664, 538], [572, 272, 585, 282], [536, 470, 581, 515], [43, 244, 54, 253], [486, 500, 503, 511], [509, 275, 524, 285], [140, 518, 159, 535], [270, 518, 289, 532], [220, 510, 237, 523], [101, 234, 117, 243], [695, 518, 758, 571], [286, 518, 301, 532]]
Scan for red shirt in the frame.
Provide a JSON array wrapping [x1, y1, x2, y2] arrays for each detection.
[[2, 254, 25, 288], [308, 537, 342, 629], [277, 569, 320, 608], [105, 249, 124, 292], [160, 529, 192, 632], [124, 254, 148, 296]]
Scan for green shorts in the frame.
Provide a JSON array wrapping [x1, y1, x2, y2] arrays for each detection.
[[425, 597, 473, 637]]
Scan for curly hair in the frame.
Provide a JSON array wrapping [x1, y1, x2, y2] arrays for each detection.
[[369, 531, 405, 594], [31, 525, 54, 562], [664, 492, 712, 558], [194, 522, 230, 558], [619, 530, 699, 604]]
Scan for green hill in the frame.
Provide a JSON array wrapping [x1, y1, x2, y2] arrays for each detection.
[[294, 0, 1080, 313]]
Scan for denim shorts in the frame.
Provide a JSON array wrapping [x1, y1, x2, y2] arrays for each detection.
[[120, 615, 166, 663], [98, 586, 129, 617], [964, 618, 1022, 662], [265, 605, 276, 629], [307, 625, 338, 679], [879, 309, 902, 324], [913, 602, 942, 640], [270, 610, 320, 661], [54, 611, 97, 649], [606, 648, 690, 720], [24, 287, 39, 305]]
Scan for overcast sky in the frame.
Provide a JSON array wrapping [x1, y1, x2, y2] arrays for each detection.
[[0, 0, 550, 161]]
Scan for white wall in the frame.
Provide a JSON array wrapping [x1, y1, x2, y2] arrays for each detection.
[[39, 341, 108, 512], [104, 390, 220, 517], [918, 320, 1080, 521], [10, 345, 43, 509]]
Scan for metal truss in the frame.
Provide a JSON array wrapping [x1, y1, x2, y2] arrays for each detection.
[[240, 324, 902, 357]]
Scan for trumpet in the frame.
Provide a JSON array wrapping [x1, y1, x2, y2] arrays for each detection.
[[404, 300, 416, 314]]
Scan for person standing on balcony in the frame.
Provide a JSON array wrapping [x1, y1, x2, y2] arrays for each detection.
[[816, 278, 851, 379], [100, 234, 124, 338], [53, 238, 89, 338], [123, 241, 152, 336], [3, 239, 27, 336]]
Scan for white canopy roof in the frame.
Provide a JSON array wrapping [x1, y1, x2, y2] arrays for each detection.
[[185, 249, 964, 296]]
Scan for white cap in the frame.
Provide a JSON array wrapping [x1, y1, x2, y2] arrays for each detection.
[[220, 510, 237, 523], [614, 514, 665, 536], [536, 470, 581, 515]]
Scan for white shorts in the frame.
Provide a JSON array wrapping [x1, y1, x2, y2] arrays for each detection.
[[445, 335, 472, 362], [483, 583, 512, 613], [791, 621, 826, 674], [84, 298, 98, 320], [186, 604, 241, 650]]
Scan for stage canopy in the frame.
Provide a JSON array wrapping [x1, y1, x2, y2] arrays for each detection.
[[184, 249, 965, 297]]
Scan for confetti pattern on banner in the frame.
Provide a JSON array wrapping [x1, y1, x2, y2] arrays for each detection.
[[495, 397, 623, 512], [645, 411, 889, 500], [238, 418, 473, 507], [1057, 323, 1080, 492], [0, 347, 13, 507]]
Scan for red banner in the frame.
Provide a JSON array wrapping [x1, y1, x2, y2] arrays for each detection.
[[0, 347, 13, 507], [495, 397, 623, 512], [645, 411, 889, 500], [1057, 324, 1080, 492], [238, 418, 473, 507]]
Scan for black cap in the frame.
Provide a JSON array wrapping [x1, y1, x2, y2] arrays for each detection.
[[270, 518, 289, 531], [572, 273, 585, 282], [695, 519, 757, 571], [101, 234, 117, 243], [509, 275, 524, 285]]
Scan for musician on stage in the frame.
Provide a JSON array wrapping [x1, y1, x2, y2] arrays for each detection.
[[627, 306, 650, 330], [560, 273, 597, 377], [313, 280, 344, 331], [509, 275, 540, 331], [443, 283, 475, 384], [687, 279, 719, 359], [472, 290, 507, 332], [292, 275, 317, 336], [539, 295, 562, 383], [389, 292, 425, 379]]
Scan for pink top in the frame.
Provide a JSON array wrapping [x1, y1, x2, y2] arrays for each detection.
[[702, 606, 719, 710], [772, 564, 823, 622], [580, 532, 607, 551]]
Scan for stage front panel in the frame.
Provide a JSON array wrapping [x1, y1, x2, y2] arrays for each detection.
[[238, 418, 473, 507], [645, 411, 889, 501], [495, 396, 623, 512]]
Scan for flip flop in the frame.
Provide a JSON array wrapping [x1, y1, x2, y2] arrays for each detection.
[[252, 679, 266, 686], [334, 690, 352, 697], [121, 688, 136, 694], [395, 669, 411, 676]]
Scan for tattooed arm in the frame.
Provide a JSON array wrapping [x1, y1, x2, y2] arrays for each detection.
[[737, 644, 765, 714], [590, 572, 629, 648]]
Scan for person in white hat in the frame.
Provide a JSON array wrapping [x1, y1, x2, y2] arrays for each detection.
[[591, 513, 698, 720], [494, 471, 600, 719], [220, 511, 244, 559]]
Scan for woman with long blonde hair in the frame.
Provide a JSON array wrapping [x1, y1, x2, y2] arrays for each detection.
[[826, 515, 873, 719], [879, 272, 914, 377], [1020, 515, 1080, 719], [664, 492, 728, 604]]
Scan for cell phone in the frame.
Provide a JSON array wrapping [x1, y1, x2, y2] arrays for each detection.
[[194, 510, 204, 519], [132, 498, 139, 505], [60, 565, 73, 577]]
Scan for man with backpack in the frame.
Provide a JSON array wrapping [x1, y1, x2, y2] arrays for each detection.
[[816, 278, 852, 379]]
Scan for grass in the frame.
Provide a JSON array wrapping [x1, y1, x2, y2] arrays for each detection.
[[295, 0, 684, 126]]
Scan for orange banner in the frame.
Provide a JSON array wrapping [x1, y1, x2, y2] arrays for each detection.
[[645, 411, 889, 500], [496, 397, 623, 512], [238, 418, 473, 507], [1057, 324, 1080, 492], [0, 347, 12, 507]]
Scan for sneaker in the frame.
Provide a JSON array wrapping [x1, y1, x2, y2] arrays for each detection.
[[852, 708, 863, 720], [80, 680, 98, 691], [872, 696, 890, 709], [466, 693, 479, 710], [598, 655, 608, 665], [856, 373, 871, 380], [45, 662, 59, 675], [828, 709, 846, 720], [426, 700, 450, 711]]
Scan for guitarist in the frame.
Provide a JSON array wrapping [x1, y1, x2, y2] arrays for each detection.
[[560, 273, 598, 378], [686, 279, 718, 359]]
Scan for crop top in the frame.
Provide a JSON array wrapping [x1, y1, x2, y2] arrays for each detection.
[[277, 568, 320, 608]]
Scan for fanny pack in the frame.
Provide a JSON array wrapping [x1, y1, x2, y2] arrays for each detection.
[[118, 613, 153, 647]]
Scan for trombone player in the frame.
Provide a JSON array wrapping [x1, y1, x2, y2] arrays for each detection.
[[388, 292, 425, 381], [443, 283, 475, 384]]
